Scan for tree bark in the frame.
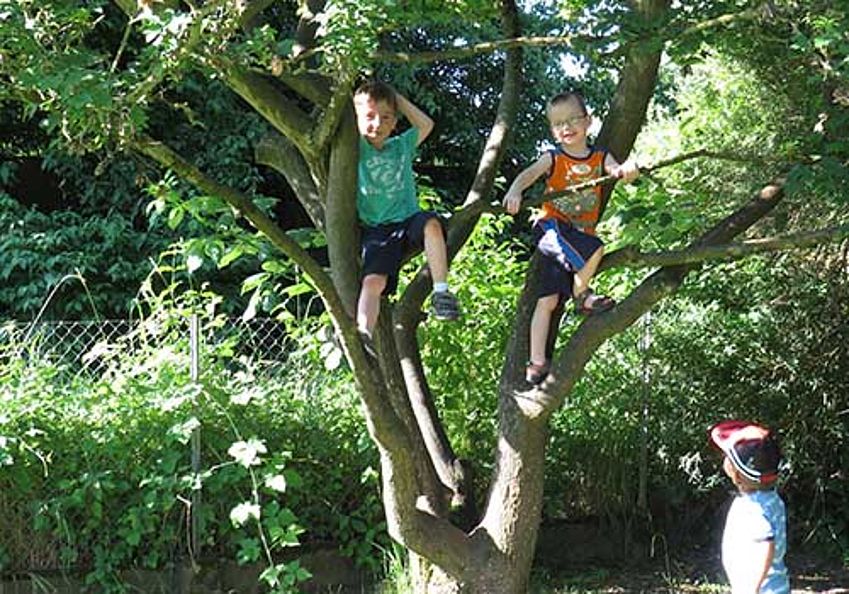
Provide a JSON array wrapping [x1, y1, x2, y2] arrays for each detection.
[[324, 107, 361, 314], [255, 132, 325, 230], [390, 0, 524, 528]]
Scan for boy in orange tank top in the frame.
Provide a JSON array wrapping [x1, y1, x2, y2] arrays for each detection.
[[503, 91, 639, 385]]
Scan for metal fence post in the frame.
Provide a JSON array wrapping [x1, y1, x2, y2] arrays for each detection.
[[637, 310, 653, 513], [189, 314, 202, 566]]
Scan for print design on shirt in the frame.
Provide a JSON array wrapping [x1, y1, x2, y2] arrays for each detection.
[[362, 151, 410, 196], [550, 162, 599, 216]]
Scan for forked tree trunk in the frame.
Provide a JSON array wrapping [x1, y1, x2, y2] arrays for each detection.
[[113, 1, 836, 592]]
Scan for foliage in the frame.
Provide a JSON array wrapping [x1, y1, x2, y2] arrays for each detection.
[[2, 0, 849, 587], [418, 214, 524, 470], [0, 276, 389, 588], [0, 192, 163, 319]]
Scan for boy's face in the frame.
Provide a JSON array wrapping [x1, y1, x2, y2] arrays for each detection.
[[354, 95, 397, 148], [547, 98, 590, 150]]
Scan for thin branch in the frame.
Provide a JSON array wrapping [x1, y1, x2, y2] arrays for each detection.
[[604, 224, 849, 270], [676, 5, 763, 38], [110, 14, 136, 73], [367, 5, 764, 65], [372, 35, 588, 64], [454, 148, 760, 223], [123, 4, 212, 106]]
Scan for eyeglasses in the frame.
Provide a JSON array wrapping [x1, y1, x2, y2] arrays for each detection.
[[550, 115, 588, 129]]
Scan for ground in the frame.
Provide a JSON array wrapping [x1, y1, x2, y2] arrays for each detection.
[[529, 553, 849, 593]]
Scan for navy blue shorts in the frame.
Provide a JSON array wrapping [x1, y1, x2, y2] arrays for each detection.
[[361, 211, 444, 295], [532, 218, 603, 299]]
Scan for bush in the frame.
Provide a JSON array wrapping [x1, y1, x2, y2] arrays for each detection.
[[0, 294, 385, 590]]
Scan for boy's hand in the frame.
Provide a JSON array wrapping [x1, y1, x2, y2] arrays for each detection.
[[503, 191, 522, 215], [611, 159, 640, 183]]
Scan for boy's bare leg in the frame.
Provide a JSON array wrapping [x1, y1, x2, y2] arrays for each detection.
[[357, 274, 387, 335], [573, 246, 604, 301], [530, 294, 560, 365], [423, 218, 448, 284]]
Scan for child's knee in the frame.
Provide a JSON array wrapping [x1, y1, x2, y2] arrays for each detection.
[[361, 274, 387, 295], [536, 294, 560, 312], [424, 217, 444, 239]]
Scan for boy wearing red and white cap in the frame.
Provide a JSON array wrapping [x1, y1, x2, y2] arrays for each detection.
[[710, 420, 790, 594]]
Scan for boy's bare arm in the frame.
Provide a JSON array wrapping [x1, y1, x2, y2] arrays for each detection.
[[502, 154, 551, 215], [395, 93, 434, 146], [604, 153, 640, 183]]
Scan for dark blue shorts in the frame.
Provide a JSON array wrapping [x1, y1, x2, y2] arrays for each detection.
[[361, 211, 444, 295], [533, 218, 603, 299]]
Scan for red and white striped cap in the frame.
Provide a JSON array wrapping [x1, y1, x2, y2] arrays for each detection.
[[709, 420, 781, 485]]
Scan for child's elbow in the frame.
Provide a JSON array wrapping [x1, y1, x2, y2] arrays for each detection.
[[419, 121, 435, 142]]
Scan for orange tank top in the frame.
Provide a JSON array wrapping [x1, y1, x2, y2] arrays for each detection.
[[541, 147, 607, 236]]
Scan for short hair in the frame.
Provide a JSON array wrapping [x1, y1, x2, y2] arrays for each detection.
[[547, 91, 588, 116], [354, 80, 397, 111]]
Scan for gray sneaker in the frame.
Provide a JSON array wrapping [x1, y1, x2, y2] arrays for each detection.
[[431, 291, 461, 321]]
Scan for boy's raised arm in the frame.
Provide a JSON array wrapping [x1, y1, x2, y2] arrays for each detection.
[[502, 154, 552, 215], [396, 93, 434, 146]]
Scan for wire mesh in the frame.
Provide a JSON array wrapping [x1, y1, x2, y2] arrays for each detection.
[[0, 317, 292, 377]]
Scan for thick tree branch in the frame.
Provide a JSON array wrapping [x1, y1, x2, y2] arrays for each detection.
[[255, 132, 325, 230], [381, 452, 474, 578], [239, 0, 276, 31], [596, 0, 669, 218], [603, 225, 849, 270], [294, 0, 326, 56], [324, 108, 361, 315], [312, 73, 358, 155], [267, 69, 332, 106], [131, 136, 341, 316], [308, 57, 469, 571], [132, 136, 420, 458], [221, 64, 317, 161], [392, 0, 524, 511], [111, 0, 136, 16]]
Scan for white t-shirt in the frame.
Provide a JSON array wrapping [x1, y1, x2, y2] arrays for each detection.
[[722, 489, 789, 594]]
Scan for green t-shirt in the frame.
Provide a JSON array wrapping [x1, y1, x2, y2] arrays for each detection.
[[357, 128, 421, 226]]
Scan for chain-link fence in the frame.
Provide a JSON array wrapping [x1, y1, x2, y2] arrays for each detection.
[[1, 317, 293, 376]]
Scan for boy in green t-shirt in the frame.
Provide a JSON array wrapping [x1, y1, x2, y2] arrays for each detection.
[[353, 81, 460, 347]]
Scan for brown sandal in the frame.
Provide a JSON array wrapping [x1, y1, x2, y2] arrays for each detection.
[[573, 289, 615, 316]]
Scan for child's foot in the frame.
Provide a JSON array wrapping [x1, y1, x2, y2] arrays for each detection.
[[431, 291, 461, 321], [357, 330, 378, 359], [525, 360, 550, 386], [573, 289, 615, 316]]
